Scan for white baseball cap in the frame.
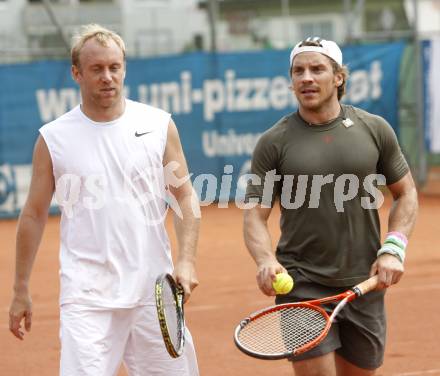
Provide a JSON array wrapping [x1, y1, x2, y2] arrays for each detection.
[[289, 37, 343, 67]]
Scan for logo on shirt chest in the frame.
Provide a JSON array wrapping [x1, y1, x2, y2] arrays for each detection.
[[323, 135, 334, 144], [135, 130, 153, 137]]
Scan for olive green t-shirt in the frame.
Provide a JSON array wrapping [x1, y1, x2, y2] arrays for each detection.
[[246, 105, 409, 286]]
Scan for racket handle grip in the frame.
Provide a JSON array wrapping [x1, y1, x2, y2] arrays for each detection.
[[352, 275, 379, 298]]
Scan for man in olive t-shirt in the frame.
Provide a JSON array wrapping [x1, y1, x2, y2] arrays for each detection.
[[243, 37, 418, 376]]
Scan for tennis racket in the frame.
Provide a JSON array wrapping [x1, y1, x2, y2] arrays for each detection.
[[234, 275, 379, 360], [155, 273, 185, 358]]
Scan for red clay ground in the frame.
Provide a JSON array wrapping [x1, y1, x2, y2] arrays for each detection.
[[1, 194, 439, 375]]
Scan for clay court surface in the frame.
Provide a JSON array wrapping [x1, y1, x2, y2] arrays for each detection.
[[1, 194, 440, 375]]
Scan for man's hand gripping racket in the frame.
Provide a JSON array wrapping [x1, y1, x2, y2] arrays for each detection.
[[234, 275, 379, 360], [155, 274, 185, 358]]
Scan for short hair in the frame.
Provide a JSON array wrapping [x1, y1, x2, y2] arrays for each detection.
[[71, 24, 126, 67], [289, 39, 349, 101]]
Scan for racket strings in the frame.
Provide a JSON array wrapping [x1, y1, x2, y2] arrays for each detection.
[[162, 282, 182, 350], [237, 306, 327, 355]]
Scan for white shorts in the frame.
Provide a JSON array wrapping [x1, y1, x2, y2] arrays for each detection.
[[59, 304, 199, 376]]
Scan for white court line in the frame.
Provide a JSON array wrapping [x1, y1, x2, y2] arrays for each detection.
[[393, 369, 440, 376]]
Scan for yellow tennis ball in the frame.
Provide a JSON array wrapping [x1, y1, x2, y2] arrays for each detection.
[[272, 273, 294, 294]]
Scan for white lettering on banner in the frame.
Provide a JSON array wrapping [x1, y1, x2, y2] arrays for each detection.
[[35, 87, 130, 123], [0, 164, 41, 215], [203, 79, 225, 121], [344, 61, 382, 103], [370, 61, 382, 99], [36, 89, 80, 123], [203, 71, 297, 121], [35, 64, 383, 123], [159, 82, 181, 113], [0, 164, 16, 211], [202, 130, 262, 157]]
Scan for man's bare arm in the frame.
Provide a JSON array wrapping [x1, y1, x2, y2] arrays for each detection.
[[9, 136, 55, 340], [163, 119, 200, 302], [243, 206, 286, 296], [387, 172, 418, 236], [370, 171, 418, 287]]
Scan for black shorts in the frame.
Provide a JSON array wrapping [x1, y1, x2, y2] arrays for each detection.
[[275, 270, 386, 370]]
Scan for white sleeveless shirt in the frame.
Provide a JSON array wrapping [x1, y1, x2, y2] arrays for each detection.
[[40, 100, 174, 307]]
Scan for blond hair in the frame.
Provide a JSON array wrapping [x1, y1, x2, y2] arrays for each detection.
[[71, 24, 126, 67]]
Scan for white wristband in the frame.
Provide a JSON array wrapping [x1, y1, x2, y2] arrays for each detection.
[[377, 247, 405, 263]]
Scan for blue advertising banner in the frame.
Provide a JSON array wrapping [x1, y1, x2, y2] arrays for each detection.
[[423, 38, 440, 153], [0, 42, 406, 216], [422, 39, 432, 152]]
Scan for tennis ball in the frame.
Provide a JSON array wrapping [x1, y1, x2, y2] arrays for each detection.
[[272, 273, 294, 294]]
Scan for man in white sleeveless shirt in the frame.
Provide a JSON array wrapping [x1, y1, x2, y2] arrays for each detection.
[[9, 24, 200, 375]]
